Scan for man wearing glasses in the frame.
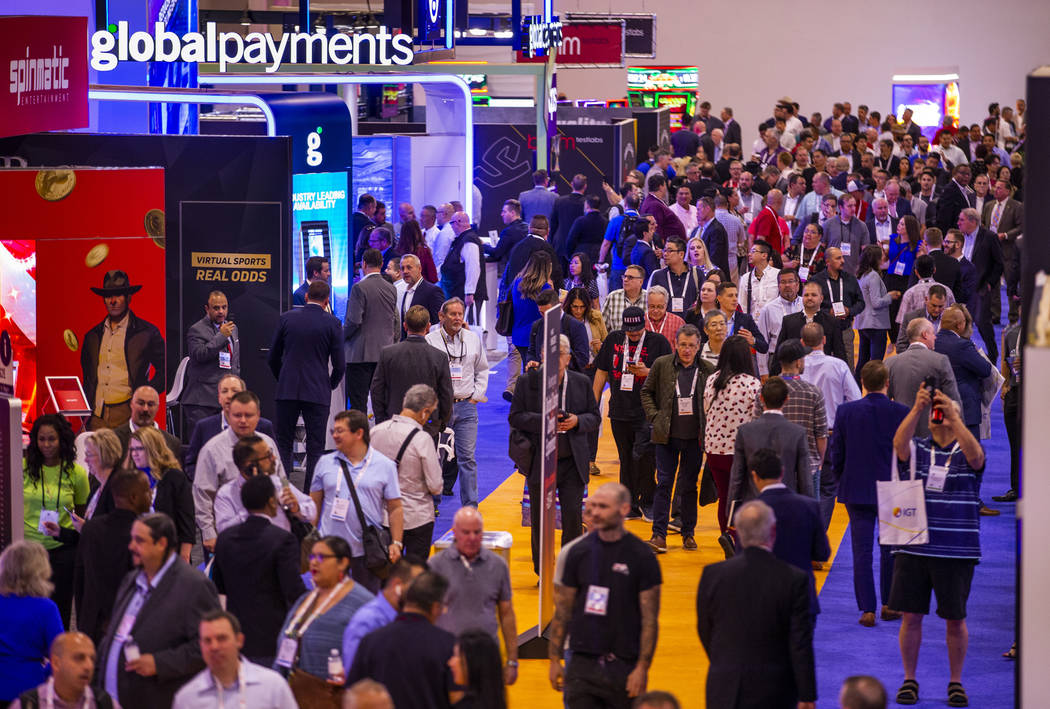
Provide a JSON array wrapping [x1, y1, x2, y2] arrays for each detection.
[[647, 237, 701, 319], [438, 211, 487, 325], [603, 264, 649, 333], [941, 230, 978, 312]]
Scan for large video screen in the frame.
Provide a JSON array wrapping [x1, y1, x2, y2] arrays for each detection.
[[352, 137, 394, 211], [892, 81, 960, 141], [292, 172, 351, 319]]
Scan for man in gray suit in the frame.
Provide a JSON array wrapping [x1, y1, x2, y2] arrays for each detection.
[[518, 169, 558, 221], [895, 285, 948, 352], [728, 377, 812, 504], [983, 178, 1023, 322], [183, 290, 239, 432], [887, 317, 961, 438], [344, 248, 398, 412], [823, 195, 871, 276]]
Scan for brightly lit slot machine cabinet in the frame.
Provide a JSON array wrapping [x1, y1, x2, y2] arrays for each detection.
[[891, 72, 961, 142], [626, 66, 698, 132]]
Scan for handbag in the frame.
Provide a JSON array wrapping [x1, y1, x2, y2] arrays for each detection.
[[877, 440, 930, 546], [288, 668, 342, 709], [495, 297, 514, 336]]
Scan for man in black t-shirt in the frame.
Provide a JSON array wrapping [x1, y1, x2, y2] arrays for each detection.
[[549, 483, 662, 709], [593, 307, 673, 518]]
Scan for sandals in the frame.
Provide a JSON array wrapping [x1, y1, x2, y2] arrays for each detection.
[[895, 679, 919, 705], [1003, 642, 1017, 660], [947, 681, 969, 707]]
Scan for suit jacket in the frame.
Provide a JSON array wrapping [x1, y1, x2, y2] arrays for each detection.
[[344, 273, 399, 363], [771, 311, 846, 376], [550, 192, 586, 260], [370, 335, 453, 437], [96, 557, 220, 708], [114, 422, 183, 464], [640, 193, 688, 241], [968, 226, 1004, 292], [723, 118, 742, 147], [518, 186, 558, 221], [508, 368, 601, 485], [935, 180, 973, 233], [292, 280, 309, 306], [957, 256, 978, 311], [694, 218, 730, 274], [73, 508, 137, 646], [629, 240, 661, 279], [830, 393, 909, 505], [982, 198, 1023, 249], [500, 236, 565, 301], [81, 311, 166, 411], [887, 197, 913, 220], [687, 178, 719, 203], [484, 218, 529, 276], [565, 211, 609, 265], [527, 313, 590, 373], [916, 249, 963, 303], [699, 136, 725, 163], [729, 413, 812, 502], [400, 278, 445, 333], [697, 547, 816, 707], [810, 269, 865, 325], [727, 310, 769, 353], [183, 317, 239, 408], [759, 487, 830, 616], [934, 330, 992, 426], [183, 414, 275, 479], [213, 516, 306, 662], [269, 303, 344, 405], [895, 307, 939, 352], [865, 215, 897, 246], [886, 343, 962, 437]]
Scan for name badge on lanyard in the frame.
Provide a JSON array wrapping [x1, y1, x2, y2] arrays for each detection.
[[894, 261, 907, 276], [620, 373, 635, 391], [832, 301, 846, 317], [840, 242, 852, 257], [450, 364, 464, 380], [926, 465, 949, 492], [219, 348, 232, 369], [677, 397, 694, 415], [584, 585, 610, 616], [798, 266, 810, 281], [276, 637, 298, 668], [331, 497, 350, 521], [671, 297, 684, 312]]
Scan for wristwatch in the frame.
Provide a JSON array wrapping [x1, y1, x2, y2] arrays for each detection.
[[393, 540, 404, 549], [505, 660, 518, 667]]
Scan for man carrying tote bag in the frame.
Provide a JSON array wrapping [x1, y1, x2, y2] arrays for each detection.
[[884, 384, 985, 708]]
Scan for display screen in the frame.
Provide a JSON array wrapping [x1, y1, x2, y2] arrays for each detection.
[[292, 172, 350, 318], [352, 137, 395, 210], [627, 66, 698, 91], [892, 81, 960, 141]]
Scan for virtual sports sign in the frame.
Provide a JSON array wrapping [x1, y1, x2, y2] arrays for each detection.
[[520, 16, 563, 58], [90, 21, 415, 72]]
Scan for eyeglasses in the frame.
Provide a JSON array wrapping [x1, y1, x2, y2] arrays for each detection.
[[249, 451, 274, 464], [664, 249, 683, 254], [309, 553, 337, 562], [623, 275, 642, 281]]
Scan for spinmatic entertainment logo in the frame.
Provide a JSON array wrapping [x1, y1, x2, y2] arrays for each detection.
[[429, 0, 441, 25], [307, 127, 323, 167], [8, 45, 71, 107]]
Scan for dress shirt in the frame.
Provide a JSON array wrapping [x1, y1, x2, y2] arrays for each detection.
[[601, 289, 647, 333], [399, 279, 417, 322], [310, 448, 400, 556], [644, 312, 685, 352], [369, 414, 441, 530], [669, 202, 698, 233], [341, 593, 397, 668], [423, 225, 441, 260], [172, 658, 297, 709], [897, 278, 955, 323], [800, 350, 861, 425], [425, 326, 489, 400], [755, 296, 803, 375], [961, 228, 977, 261], [739, 266, 781, 321], [213, 473, 316, 535], [431, 224, 454, 270], [105, 551, 178, 698], [461, 241, 481, 297], [784, 195, 801, 221], [96, 316, 132, 413], [872, 218, 892, 246], [194, 428, 287, 542]]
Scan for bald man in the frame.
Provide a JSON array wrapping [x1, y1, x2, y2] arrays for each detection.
[[439, 212, 487, 320], [113, 385, 182, 463], [344, 680, 394, 709], [11, 632, 116, 708], [427, 507, 519, 685]]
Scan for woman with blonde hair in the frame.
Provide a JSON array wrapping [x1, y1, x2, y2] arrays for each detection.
[[686, 235, 716, 275], [0, 541, 63, 703], [126, 427, 195, 561], [82, 427, 124, 521]]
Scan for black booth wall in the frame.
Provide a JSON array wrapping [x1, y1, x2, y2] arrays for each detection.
[[0, 134, 293, 425]]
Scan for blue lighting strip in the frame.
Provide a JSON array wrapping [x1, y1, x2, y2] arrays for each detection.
[[203, 73, 475, 217], [88, 88, 278, 136]]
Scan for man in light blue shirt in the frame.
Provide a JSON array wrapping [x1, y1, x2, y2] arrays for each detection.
[[598, 191, 641, 293], [173, 611, 297, 709], [342, 557, 426, 668]]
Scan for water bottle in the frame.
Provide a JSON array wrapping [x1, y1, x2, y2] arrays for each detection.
[[327, 648, 344, 681]]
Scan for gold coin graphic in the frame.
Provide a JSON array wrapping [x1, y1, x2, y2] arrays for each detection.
[[85, 244, 109, 268], [35, 169, 76, 201]]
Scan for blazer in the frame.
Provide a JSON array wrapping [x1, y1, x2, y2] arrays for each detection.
[[500, 236, 564, 300], [527, 312, 590, 373], [854, 270, 894, 331], [886, 343, 962, 437], [96, 557, 220, 708], [508, 368, 601, 486], [729, 413, 812, 502], [982, 198, 1023, 256], [484, 218, 529, 275], [269, 303, 345, 405], [697, 547, 816, 708], [114, 423, 183, 464], [935, 180, 973, 233], [758, 487, 831, 616], [81, 311, 166, 411], [640, 193, 688, 242], [550, 192, 586, 260], [518, 186, 558, 221], [153, 468, 196, 547], [830, 393, 909, 505], [629, 240, 661, 279], [934, 330, 992, 426], [770, 311, 846, 376], [183, 414, 275, 479], [291, 280, 309, 306], [73, 508, 136, 646], [723, 118, 741, 147], [957, 256, 978, 310], [896, 307, 940, 352], [694, 218, 730, 274], [212, 516, 306, 663], [370, 335, 453, 437], [183, 316, 239, 408], [344, 273, 399, 363], [400, 278, 445, 331], [916, 249, 963, 303], [726, 310, 769, 353], [967, 226, 1004, 292], [565, 211, 609, 265]]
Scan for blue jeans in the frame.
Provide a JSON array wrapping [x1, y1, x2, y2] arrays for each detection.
[[451, 400, 479, 506], [652, 438, 702, 538], [845, 503, 895, 613]]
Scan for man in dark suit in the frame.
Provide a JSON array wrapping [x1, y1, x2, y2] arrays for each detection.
[[895, 284, 949, 353], [693, 197, 729, 274], [565, 194, 608, 265], [81, 270, 166, 430], [714, 281, 769, 354], [729, 378, 812, 503], [182, 290, 240, 431], [268, 280, 345, 491], [957, 207, 1004, 360], [549, 174, 587, 265], [484, 198, 529, 281], [397, 254, 444, 334], [351, 193, 377, 262], [720, 106, 741, 146], [509, 333, 601, 572], [526, 290, 590, 373], [344, 248, 399, 412], [912, 230, 963, 302], [370, 305, 453, 438], [831, 360, 910, 626], [113, 385, 183, 463], [697, 500, 816, 709], [97, 512, 221, 708], [687, 163, 720, 203], [935, 164, 974, 233], [292, 255, 330, 306], [499, 216, 564, 303], [212, 474, 305, 666], [752, 448, 830, 624], [771, 282, 845, 375], [518, 169, 558, 221], [183, 374, 275, 480], [73, 469, 151, 646], [699, 128, 726, 164], [983, 178, 1023, 320]]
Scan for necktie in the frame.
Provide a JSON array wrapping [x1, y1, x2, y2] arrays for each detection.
[[991, 201, 1004, 232], [401, 287, 413, 321]]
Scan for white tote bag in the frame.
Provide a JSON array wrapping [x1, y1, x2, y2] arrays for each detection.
[[877, 440, 929, 546]]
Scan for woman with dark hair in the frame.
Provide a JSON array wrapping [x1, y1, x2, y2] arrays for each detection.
[[564, 252, 599, 306], [23, 414, 88, 629], [702, 336, 760, 534], [685, 280, 721, 330], [886, 214, 922, 346], [703, 269, 726, 286], [565, 286, 606, 476], [448, 629, 507, 709], [510, 251, 554, 370], [275, 535, 374, 707], [126, 427, 195, 562], [396, 219, 439, 283], [855, 245, 900, 377]]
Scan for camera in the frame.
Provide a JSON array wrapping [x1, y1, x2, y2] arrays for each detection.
[[923, 376, 944, 423]]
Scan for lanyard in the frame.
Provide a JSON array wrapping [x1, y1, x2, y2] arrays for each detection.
[[765, 206, 785, 236], [41, 466, 63, 511], [932, 443, 960, 468], [44, 678, 92, 709], [214, 665, 247, 709], [801, 245, 819, 269], [441, 330, 465, 362], [666, 268, 692, 300], [560, 373, 568, 410], [645, 315, 672, 340], [675, 365, 700, 399], [829, 275, 843, 303], [284, 577, 352, 639], [335, 453, 371, 496], [621, 333, 646, 373]]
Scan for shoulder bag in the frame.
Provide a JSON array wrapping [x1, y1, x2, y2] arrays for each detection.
[[496, 296, 514, 336], [877, 440, 929, 546]]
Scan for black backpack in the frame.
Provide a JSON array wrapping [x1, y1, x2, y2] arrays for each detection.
[[617, 214, 643, 263]]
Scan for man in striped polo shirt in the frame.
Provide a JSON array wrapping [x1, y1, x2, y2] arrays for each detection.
[[889, 385, 983, 708]]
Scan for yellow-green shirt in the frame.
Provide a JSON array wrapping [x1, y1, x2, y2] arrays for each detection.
[[23, 462, 90, 549]]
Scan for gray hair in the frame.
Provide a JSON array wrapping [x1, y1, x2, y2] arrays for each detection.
[[703, 309, 727, 327], [402, 384, 438, 413], [0, 540, 54, 598], [907, 316, 934, 343], [734, 500, 776, 549], [400, 253, 420, 268], [647, 286, 669, 303], [441, 297, 465, 314], [558, 333, 571, 354], [344, 679, 394, 709], [960, 207, 980, 225]]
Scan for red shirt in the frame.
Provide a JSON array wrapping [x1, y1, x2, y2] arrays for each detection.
[[747, 206, 790, 253]]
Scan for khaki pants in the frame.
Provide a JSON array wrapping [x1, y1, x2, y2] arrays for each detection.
[[87, 400, 131, 431]]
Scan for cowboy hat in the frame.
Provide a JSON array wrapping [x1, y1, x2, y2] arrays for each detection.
[[90, 270, 143, 297]]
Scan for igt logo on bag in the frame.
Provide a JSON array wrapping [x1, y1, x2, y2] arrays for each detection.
[[893, 506, 918, 518]]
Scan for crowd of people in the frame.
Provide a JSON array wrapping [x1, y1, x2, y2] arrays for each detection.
[[0, 94, 1025, 709]]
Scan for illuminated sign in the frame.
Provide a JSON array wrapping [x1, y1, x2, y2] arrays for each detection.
[[90, 21, 414, 72], [626, 66, 698, 91], [520, 16, 563, 58], [417, 0, 453, 49]]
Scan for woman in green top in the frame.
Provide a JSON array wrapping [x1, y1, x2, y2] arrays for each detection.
[[23, 414, 89, 628]]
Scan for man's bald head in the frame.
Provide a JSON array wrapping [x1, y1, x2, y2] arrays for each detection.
[[130, 386, 160, 426], [52, 631, 93, 658], [940, 307, 966, 335], [452, 505, 484, 558], [344, 679, 394, 709], [452, 505, 483, 528]]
